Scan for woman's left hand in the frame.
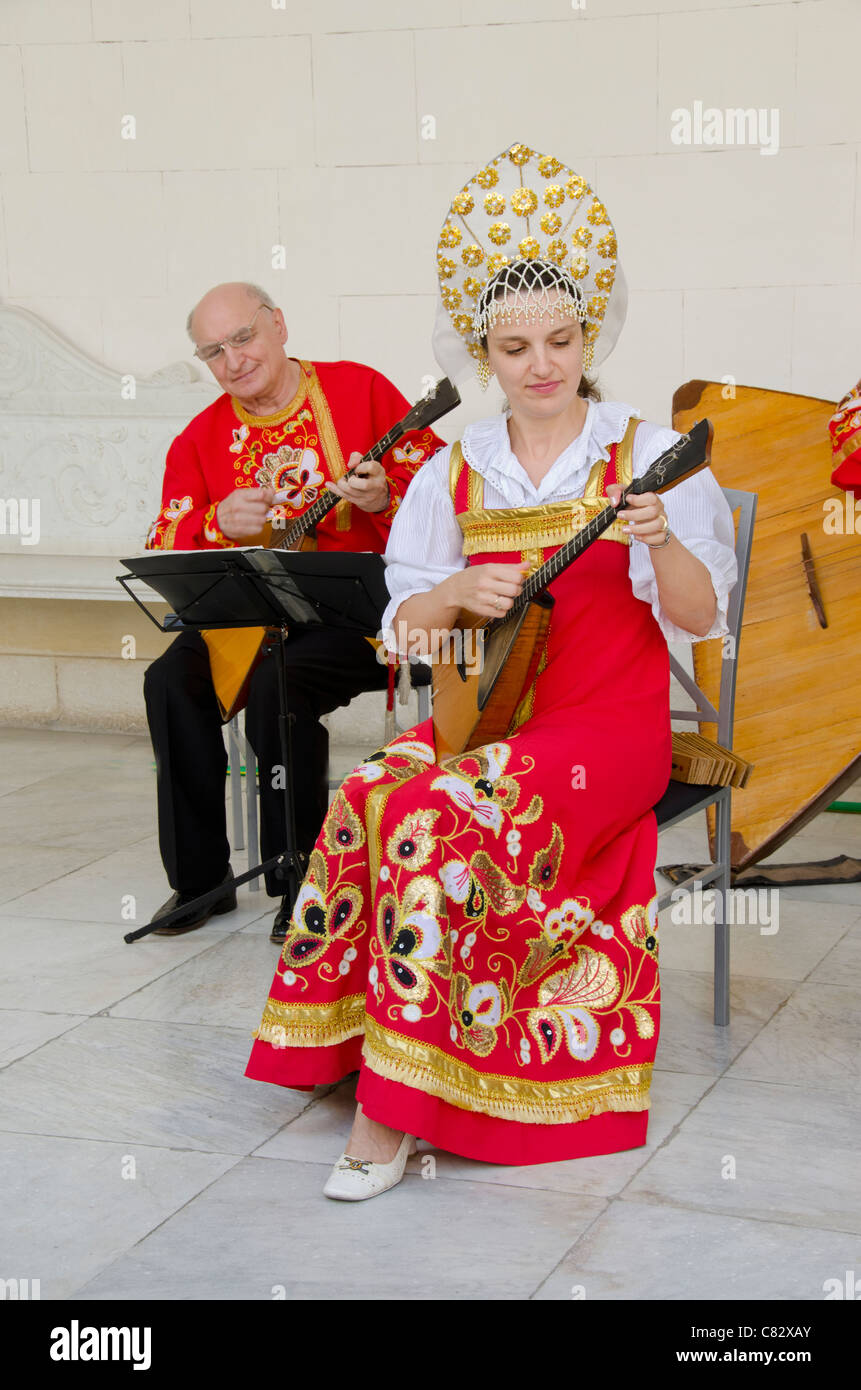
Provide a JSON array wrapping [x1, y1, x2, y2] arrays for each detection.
[[607, 484, 669, 548], [326, 451, 390, 513]]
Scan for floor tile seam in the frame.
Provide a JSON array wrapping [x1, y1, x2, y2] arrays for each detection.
[[612, 1073, 726, 1198], [0, 1120, 254, 1157], [0, 775, 76, 800], [527, 1197, 613, 1300], [95, 1011, 255, 1034], [247, 1087, 341, 1154], [0, 833, 158, 908], [605, 1190, 861, 1238], [0, 1012, 95, 1072], [789, 916, 861, 987], [0, 1007, 90, 1018], [528, 1191, 861, 1300], [724, 980, 841, 1077], [0, 1127, 247, 1157], [62, 1153, 249, 1299], [93, 928, 277, 1014], [724, 1066, 845, 1094]]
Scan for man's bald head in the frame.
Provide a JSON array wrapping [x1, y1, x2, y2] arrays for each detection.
[[186, 282, 276, 340], [187, 281, 294, 414]]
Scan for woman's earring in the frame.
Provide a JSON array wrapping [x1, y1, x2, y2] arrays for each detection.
[[582, 342, 595, 375], [477, 355, 493, 391]]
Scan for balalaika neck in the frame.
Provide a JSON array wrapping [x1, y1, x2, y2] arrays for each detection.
[[501, 492, 628, 621], [273, 420, 403, 552]]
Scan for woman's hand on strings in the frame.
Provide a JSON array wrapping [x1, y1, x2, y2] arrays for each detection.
[[216, 485, 276, 539], [326, 451, 390, 513], [442, 561, 530, 620], [607, 484, 669, 548]]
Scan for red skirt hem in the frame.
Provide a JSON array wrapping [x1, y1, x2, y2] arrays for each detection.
[[357, 1066, 648, 1165], [245, 1035, 364, 1088], [244, 1038, 649, 1165]]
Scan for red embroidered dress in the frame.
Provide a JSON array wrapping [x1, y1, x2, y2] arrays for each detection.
[[245, 419, 672, 1164], [145, 359, 439, 553]]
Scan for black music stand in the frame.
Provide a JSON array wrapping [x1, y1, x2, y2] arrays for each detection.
[[117, 548, 390, 943]]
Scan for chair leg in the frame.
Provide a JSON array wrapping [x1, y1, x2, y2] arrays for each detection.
[[244, 730, 261, 890], [227, 717, 245, 853], [713, 791, 731, 1026]]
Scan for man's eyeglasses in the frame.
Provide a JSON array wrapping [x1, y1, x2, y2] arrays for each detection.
[[194, 303, 274, 362]]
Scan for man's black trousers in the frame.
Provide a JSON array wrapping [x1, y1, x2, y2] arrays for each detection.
[[143, 627, 389, 898]]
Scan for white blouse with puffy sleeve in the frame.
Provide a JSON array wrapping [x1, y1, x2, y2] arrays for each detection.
[[380, 400, 738, 651]]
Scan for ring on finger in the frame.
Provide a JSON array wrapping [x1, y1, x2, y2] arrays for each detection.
[[495, 595, 503, 611], [658, 513, 668, 532]]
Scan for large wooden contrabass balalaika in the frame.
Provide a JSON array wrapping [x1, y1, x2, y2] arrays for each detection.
[[432, 418, 714, 760], [202, 377, 460, 720], [673, 380, 861, 871]]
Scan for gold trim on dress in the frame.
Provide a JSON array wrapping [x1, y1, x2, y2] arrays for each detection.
[[361, 1017, 651, 1125], [230, 358, 308, 427], [304, 360, 351, 530], [458, 501, 629, 552], [161, 512, 185, 551], [468, 461, 484, 512], [615, 416, 638, 489], [255, 992, 366, 1047], [582, 453, 608, 500], [449, 441, 465, 504]]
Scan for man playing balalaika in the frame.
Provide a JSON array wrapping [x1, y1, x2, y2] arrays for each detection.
[[144, 282, 445, 942]]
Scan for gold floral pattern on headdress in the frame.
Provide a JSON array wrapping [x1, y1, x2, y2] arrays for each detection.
[[436, 142, 619, 372]]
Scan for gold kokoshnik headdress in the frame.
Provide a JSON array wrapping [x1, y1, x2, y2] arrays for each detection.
[[431, 142, 627, 388]]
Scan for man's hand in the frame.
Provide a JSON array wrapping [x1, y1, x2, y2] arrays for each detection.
[[216, 486, 276, 540], [325, 451, 390, 513]]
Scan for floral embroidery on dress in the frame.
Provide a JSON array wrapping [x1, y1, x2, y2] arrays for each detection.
[[278, 849, 362, 974], [374, 877, 452, 1004]]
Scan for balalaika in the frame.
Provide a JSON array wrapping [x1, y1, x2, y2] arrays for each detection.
[[202, 376, 460, 720], [431, 418, 714, 760]]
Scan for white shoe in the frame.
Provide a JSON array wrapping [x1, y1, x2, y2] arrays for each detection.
[[323, 1133, 417, 1202]]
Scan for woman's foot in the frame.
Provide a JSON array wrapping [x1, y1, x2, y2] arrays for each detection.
[[344, 1101, 407, 1163], [323, 1104, 416, 1202]]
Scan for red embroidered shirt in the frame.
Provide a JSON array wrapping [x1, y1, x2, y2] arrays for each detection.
[[145, 358, 445, 552]]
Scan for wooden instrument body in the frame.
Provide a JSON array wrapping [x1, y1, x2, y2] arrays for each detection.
[[431, 596, 553, 761], [672, 380, 861, 869], [201, 528, 315, 721]]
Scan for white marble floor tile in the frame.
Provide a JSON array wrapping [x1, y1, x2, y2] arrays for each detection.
[[73, 1153, 607, 1301], [4, 843, 268, 930], [0, 1016, 305, 1153], [108, 926, 285, 1030], [727, 982, 861, 1093], [0, 915, 264, 1014], [657, 896, 856, 980], [0, 1008, 87, 1068], [774, 883, 861, 908], [654, 969, 792, 1075], [0, 761, 158, 854], [626, 1077, 861, 1234], [0, 729, 146, 781], [255, 1071, 715, 1199], [0, 1132, 239, 1298], [532, 1199, 861, 1301], [0, 843, 104, 907], [808, 923, 861, 988]]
